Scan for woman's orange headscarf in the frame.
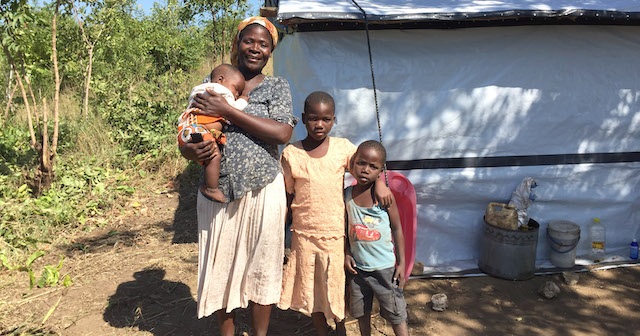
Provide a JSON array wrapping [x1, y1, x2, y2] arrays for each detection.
[[231, 16, 279, 68]]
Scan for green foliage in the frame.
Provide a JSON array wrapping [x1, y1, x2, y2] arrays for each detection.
[[1, 250, 72, 289], [36, 254, 67, 288], [0, 0, 228, 271], [181, 0, 249, 60], [1, 122, 142, 255], [147, 1, 210, 74], [0, 125, 37, 176], [0, 0, 36, 53]]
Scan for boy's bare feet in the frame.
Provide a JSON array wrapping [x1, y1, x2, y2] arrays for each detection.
[[200, 185, 226, 202]]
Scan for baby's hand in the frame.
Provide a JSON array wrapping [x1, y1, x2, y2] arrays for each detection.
[[238, 95, 249, 101], [344, 255, 358, 275]]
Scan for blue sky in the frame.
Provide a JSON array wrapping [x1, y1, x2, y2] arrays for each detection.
[[136, 0, 262, 16]]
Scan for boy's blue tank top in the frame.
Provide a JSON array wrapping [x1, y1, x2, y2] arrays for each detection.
[[345, 186, 396, 271]]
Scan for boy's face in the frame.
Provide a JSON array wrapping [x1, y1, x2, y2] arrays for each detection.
[[351, 147, 384, 186], [302, 102, 335, 141]]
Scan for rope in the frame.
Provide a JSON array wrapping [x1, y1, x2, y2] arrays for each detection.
[[351, 0, 388, 186]]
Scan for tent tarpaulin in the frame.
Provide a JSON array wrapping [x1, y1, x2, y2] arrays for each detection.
[[273, 1, 640, 275], [277, 0, 640, 24]]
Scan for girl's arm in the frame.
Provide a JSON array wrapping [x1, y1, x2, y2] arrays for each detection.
[[191, 86, 293, 145], [344, 210, 358, 275], [374, 177, 393, 208], [387, 195, 406, 288]]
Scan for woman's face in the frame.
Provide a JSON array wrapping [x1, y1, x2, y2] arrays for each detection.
[[237, 24, 273, 74]]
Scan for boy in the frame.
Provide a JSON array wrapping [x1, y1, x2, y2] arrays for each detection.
[[177, 64, 247, 202], [344, 140, 409, 336]]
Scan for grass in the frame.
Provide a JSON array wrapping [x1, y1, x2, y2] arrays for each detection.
[[0, 89, 190, 266], [0, 51, 278, 269]]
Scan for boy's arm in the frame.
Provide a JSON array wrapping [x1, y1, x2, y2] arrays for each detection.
[[387, 195, 406, 288]]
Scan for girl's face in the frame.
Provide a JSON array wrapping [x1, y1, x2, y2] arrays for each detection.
[[302, 102, 335, 142], [352, 148, 384, 186], [237, 24, 273, 74]]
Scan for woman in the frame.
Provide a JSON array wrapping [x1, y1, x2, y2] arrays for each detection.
[[180, 17, 297, 336]]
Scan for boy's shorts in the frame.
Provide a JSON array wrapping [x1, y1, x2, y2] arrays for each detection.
[[348, 266, 407, 325]]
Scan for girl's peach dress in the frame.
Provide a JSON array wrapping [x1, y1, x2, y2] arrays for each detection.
[[278, 137, 356, 320]]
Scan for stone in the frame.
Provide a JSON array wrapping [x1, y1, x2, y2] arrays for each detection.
[[411, 262, 424, 276], [406, 310, 421, 324], [431, 293, 448, 312], [562, 272, 579, 285], [538, 281, 560, 299]]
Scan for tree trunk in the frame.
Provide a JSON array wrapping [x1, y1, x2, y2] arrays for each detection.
[[2, 45, 38, 148], [20, 53, 40, 129], [82, 47, 93, 118], [221, 24, 226, 63], [34, 97, 52, 195], [5, 69, 11, 99], [3, 79, 17, 121], [51, 0, 61, 157], [35, 0, 61, 194], [24, 74, 41, 135]]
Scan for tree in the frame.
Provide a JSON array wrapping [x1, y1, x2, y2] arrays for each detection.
[[1, 0, 39, 147], [0, 0, 61, 193], [72, 0, 128, 118], [182, 0, 248, 62], [3, 74, 17, 122]]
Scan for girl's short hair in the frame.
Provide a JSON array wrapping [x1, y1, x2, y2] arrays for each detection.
[[304, 91, 335, 113]]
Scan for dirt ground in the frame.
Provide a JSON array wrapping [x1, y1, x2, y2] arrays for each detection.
[[1, 176, 639, 336]]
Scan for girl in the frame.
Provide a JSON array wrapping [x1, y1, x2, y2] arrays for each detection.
[[277, 91, 391, 336]]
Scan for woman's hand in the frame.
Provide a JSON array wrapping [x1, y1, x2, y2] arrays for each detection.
[[190, 88, 232, 119], [190, 81, 293, 145], [179, 140, 219, 162]]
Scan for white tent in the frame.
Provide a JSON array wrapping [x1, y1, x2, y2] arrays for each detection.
[[272, 0, 640, 275]]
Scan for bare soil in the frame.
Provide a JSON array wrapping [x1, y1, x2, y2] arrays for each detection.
[[1, 175, 639, 336]]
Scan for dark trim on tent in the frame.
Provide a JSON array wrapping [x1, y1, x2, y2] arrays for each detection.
[[386, 152, 640, 170], [280, 10, 640, 31]]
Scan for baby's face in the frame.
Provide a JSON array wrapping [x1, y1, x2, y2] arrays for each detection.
[[221, 75, 245, 99]]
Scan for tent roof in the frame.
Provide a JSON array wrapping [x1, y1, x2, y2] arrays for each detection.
[[277, 0, 640, 30]]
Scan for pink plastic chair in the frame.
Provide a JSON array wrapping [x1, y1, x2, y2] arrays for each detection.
[[351, 171, 418, 280]]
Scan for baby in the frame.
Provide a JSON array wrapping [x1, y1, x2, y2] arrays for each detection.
[[177, 63, 247, 202]]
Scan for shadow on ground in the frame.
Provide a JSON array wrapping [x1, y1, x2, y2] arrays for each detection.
[[167, 163, 202, 244], [63, 228, 142, 256], [103, 268, 317, 335], [103, 268, 215, 335]]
